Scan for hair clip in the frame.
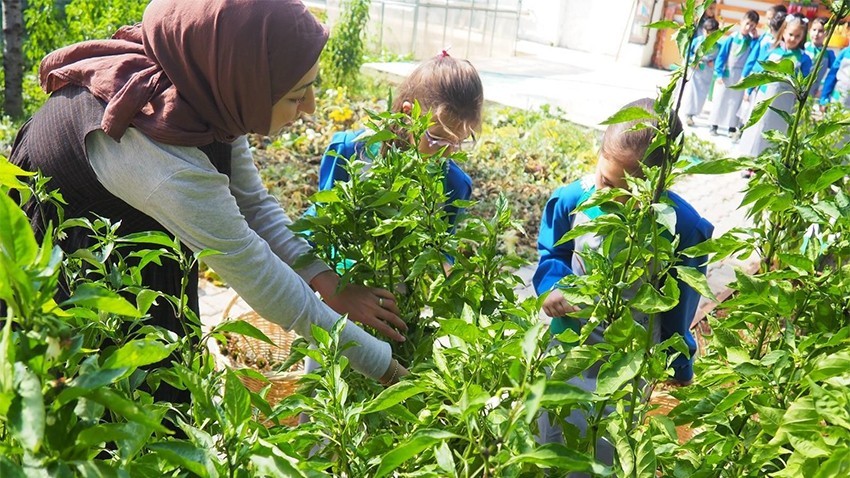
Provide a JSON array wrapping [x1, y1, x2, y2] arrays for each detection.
[[439, 46, 452, 58]]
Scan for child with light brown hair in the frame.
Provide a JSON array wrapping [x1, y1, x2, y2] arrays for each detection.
[[316, 52, 483, 232]]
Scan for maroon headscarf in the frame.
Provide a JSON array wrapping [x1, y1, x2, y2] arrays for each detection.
[[39, 0, 328, 146]]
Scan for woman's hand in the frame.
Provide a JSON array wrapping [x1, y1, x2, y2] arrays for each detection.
[[379, 358, 409, 386], [310, 271, 408, 342], [541, 289, 580, 318]]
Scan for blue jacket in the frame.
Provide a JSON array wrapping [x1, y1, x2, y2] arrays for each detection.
[[317, 129, 473, 228], [714, 31, 755, 78], [821, 46, 850, 105], [742, 33, 774, 78], [533, 178, 714, 383]]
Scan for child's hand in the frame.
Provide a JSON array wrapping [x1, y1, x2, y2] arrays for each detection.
[[542, 289, 580, 318]]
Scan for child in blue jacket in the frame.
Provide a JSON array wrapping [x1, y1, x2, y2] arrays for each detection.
[[534, 98, 714, 385], [804, 17, 837, 100], [709, 10, 759, 135], [820, 45, 850, 109], [316, 52, 481, 230]]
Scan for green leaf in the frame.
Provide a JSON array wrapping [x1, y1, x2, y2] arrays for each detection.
[[600, 106, 656, 126], [224, 371, 251, 426], [805, 166, 850, 193], [0, 456, 25, 478], [103, 339, 176, 370], [75, 423, 136, 449], [367, 190, 404, 208], [646, 20, 679, 30], [551, 346, 602, 381], [214, 319, 275, 346], [775, 396, 819, 439], [674, 266, 716, 301], [117, 231, 178, 248], [604, 315, 637, 347], [540, 381, 596, 406], [0, 159, 35, 190], [777, 253, 814, 274], [524, 377, 547, 425], [505, 443, 612, 475], [375, 430, 459, 478], [434, 441, 456, 476], [194, 249, 222, 261], [522, 322, 544, 364], [597, 352, 644, 397], [684, 157, 740, 174], [89, 388, 169, 433], [9, 363, 45, 453], [742, 93, 783, 131], [760, 57, 796, 76], [810, 351, 850, 382], [731, 72, 784, 91], [0, 193, 38, 266], [310, 189, 341, 203], [251, 450, 308, 478], [630, 282, 678, 314], [814, 451, 850, 478], [61, 283, 142, 318], [363, 381, 426, 414], [57, 368, 128, 405], [635, 431, 657, 478], [651, 203, 677, 234], [148, 441, 219, 478]]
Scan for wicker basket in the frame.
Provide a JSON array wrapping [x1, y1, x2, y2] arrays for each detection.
[[221, 295, 304, 426]]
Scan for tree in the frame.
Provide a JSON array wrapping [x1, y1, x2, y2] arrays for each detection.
[[2, 0, 24, 118]]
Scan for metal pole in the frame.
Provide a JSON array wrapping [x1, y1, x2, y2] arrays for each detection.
[[467, 0, 475, 57], [411, 0, 420, 57], [514, 0, 522, 56], [489, 0, 500, 57], [442, 0, 449, 55], [379, 1, 385, 53]]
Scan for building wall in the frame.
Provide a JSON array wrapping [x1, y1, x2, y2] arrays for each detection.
[[518, 0, 665, 67]]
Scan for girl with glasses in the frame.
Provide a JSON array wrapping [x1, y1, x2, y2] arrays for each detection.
[[316, 52, 483, 230]]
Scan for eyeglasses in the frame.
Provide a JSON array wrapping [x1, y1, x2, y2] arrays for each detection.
[[424, 129, 477, 151]]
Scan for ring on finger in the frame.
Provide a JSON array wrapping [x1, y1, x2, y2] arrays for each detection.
[[378, 297, 385, 308]]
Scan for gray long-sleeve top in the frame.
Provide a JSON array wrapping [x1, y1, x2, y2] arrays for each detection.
[[85, 129, 391, 379]]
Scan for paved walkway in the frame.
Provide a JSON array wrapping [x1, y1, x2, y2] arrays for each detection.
[[200, 42, 758, 327]]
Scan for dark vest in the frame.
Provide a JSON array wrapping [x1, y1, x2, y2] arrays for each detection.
[[9, 85, 232, 334]]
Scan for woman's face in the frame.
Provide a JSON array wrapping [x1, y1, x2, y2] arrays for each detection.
[[268, 62, 320, 136], [783, 23, 806, 50]]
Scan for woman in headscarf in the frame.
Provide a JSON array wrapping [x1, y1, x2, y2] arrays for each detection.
[[9, 0, 407, 392]]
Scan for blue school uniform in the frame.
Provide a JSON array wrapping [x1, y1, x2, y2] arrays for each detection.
[[533, 176, 714, 383], [738, 46, 812, 158], [317, 128, 473, 228], [804, 42, 837, 98], [742, 32, 774, 78], [820, 46, 850, 108], [681, 35, 721, 117], [709, 31, 756, 129]]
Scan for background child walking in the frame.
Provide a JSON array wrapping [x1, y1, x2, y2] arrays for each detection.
[[738, 14, 812, 160], [804, 17, 836, 99], [681, 18, 721, 126], [709, 10, 760, 136], [821, 44, 850, 108]]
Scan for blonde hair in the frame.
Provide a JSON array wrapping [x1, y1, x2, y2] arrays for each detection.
[[600, 98, 683, 171], [391, 55, 484, 141]]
